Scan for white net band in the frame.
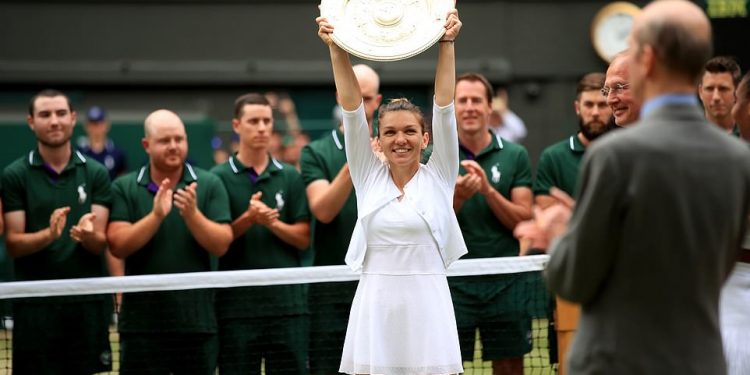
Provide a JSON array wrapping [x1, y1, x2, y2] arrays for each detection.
[[0, 255, 548, 299]]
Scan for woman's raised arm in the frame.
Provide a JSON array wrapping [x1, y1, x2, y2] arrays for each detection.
[[317, 16, 362, 111], [434, 9, 461, 107]]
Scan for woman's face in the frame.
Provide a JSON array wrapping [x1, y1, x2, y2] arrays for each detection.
[[378, 110, 428, 168]]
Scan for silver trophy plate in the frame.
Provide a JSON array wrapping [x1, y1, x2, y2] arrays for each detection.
[[320, 0, 454, 62]]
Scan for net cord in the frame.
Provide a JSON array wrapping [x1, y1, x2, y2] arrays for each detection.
[[0, 255, 549, 299]]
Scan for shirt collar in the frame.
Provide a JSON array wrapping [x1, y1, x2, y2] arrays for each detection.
[[569, 134, 586, 153], [331, 129, 345, 150], [494, 132, 505, 150], [28, 148, 86, 170], [136, 162, 198, 191], [641, 93, 699, 118], [460, 130, 503, 160], [228, 154, 283, 175]]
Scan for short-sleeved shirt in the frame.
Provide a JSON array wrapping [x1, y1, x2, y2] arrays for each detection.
[[211, 155, 310, 319], [77, 138, 128, 180], [452, 135, 533, 300], [533, 134, 586, 197], [2, 149, 112, 283], [299, 129, 357, 266], [110, 163, 231, 333], [456, 134, 533, 259]]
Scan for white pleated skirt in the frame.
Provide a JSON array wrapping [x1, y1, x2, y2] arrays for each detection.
[[339, 244, 463, 375], [720, 262, 750, 375]]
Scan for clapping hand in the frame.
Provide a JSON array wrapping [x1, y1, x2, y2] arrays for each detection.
[[152, 178, 174, 219], [70, 212, 96, 243], [514, 188, 575, 255], [460, 160, 491, 195], [174, 182, 199, 218], [250, 195, 280, 227], [48, 207, 71, 240]]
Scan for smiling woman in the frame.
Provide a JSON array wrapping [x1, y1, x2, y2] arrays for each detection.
[[375, 99, 428, 172], [317, 7, 467, 375]]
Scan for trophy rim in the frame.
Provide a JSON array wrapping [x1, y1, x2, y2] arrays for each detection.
[[321, 0, 453, 62]]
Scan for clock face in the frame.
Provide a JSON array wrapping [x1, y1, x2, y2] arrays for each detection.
[[591, 2, 641, 62], [594, 13, 634, 61]]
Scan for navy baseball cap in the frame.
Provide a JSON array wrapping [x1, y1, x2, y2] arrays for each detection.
[[86, 106, 107, 122]]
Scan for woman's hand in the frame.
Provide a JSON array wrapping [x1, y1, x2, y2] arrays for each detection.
[[316, 16, 336, 47], [441, 8, 462, 42]]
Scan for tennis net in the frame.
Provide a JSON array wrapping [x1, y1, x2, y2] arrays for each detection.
[[0, 255, 555, 374]]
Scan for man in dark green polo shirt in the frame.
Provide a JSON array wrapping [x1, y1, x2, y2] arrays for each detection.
[[211, 93, 310, 375], [450, 73, 534, 375], [300, 64, 381, 375], [107, 109, 233, 375], [2, 89, 113, 374], [534, 72, 613, 208]]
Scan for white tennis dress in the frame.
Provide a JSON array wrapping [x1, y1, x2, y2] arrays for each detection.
[[339, 197, 463, 375], [720, 261, 750, 375]]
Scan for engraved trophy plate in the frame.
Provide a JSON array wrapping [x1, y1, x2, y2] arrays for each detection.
[[320, 0, 454, 62]]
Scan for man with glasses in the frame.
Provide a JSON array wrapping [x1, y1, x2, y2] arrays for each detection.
[[603, 52, 642, 127]]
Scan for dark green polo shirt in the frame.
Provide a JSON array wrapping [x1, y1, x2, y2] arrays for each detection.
[[211, 155, 310, 319], [533, 134, 586, 197], [732, 124, 741, 138], [110, 163, 231, 333], [2, 149, 112, 282], [452, 135, 533, 302], [456, 134, 533, 259], [299, 129, 357, 267]]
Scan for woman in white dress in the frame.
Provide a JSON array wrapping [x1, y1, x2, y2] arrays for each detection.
[[317, 9, 466, 375]]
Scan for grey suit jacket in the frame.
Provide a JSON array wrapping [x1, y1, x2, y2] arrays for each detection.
[[547, 103, 750, 375]]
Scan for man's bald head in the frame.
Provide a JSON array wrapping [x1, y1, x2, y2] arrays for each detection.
[[143, 109, 188, 172], [144, 109, 185, 138], [608, 52, 628, 73], [353, 64, 380, 93], [351, 64, 383, 126], [605, 50, 641, 126], [632, 0, 712, 84]]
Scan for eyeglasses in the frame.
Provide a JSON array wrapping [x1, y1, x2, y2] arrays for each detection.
[[601, 83, 630, 97]]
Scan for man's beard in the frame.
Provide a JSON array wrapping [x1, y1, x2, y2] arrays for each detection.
[[38, 133, 72, 148], [578, 116, 613, 141]]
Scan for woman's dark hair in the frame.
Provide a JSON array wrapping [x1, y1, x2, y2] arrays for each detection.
[[376, 98, 426, 136]]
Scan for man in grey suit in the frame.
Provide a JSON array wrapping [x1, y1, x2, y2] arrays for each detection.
[[519, 1, 750, 374]]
